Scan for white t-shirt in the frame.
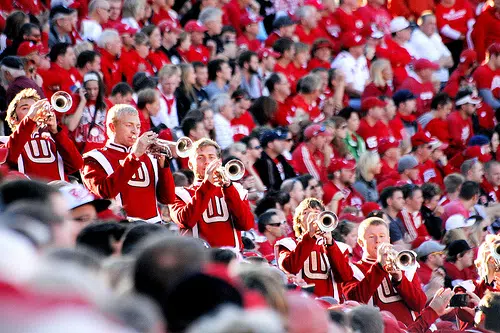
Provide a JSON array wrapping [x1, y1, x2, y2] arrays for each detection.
[[331, 51, 369, 93], [81, 19, 103, 42]]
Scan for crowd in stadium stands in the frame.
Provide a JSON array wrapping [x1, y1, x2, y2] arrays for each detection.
[[2, 0, 500, 332]]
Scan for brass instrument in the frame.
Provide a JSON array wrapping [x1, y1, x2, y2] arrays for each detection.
[[146, 137, 193, 158], [51, 91, 73, 113], [215, 159, 245, 183], [316, 211, 338, 233], [387, 249, 418, 271]]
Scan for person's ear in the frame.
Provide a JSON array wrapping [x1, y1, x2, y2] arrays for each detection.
[[357, 237, 364, 248], [109, 122, 116, 134], [188, 158, 194, 170]]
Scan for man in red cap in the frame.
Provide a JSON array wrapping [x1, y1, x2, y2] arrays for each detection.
[[447, 87, 479, 154], [412, 132, 448, 188], [183, 20, 211, 64], [472, 43, 500, 121], [376, 137, 401, 184], [16, 42, 49, 88], [291, 124, 332, 182], [116, 24, 138, 57], [323, 158, 364, 214], [443, 49, 477, 98], [357, 97, 390, 150], [236, 14, 264, 52], [400, 59, 439, 116], [471, 0, 500, 62], [331, 32, 369, 100], [294, 5, 327, 45], [257, 48, 280, 83], [157, 20, 182, 65]]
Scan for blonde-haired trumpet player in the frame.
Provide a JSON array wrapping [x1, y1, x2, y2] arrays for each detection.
[[81, 104, 175, 223], [474, 234, 500, 297]]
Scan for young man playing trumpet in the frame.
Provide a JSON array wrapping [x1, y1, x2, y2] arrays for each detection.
[[81, 104, 175, 223], [474, 234, 500, 298], [3, 88, 82, 181], [343, 217, 426, 326], [169, 138, 253, 248], [277, 198, 353, 301]]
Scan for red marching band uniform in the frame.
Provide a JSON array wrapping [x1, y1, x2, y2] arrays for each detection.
[[81, 142, 175, 223]]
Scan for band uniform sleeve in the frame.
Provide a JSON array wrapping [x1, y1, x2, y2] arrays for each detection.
[[325, 242, 354, 282], [157, 163, 176, 204], [406, 307, 440, 333], [169, 180, 218, 229], [81, 153, 142, 199], [222, 183, 254, 231], [278, 233, 317, 275], [394, 273, 427, 312], [6, 117, 37, 165], [342, 262, 387, 304], [52, 125, 83, 174]]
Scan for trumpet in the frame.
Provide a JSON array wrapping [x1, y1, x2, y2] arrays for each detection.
[[215, 159, 246, 183], [146, 137, 194, 158], [316, 211, 338, 233], [387, 249, 418, 271], [51, 91, 73, 113]]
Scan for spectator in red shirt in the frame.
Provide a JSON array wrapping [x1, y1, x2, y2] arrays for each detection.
[[144, 24, 171, 71], [334, 0, 365, 37], [447, 88, 479, 153], [291, 124, 332, 182], [150, 0, 179, 26], [121, 32, 155, 84], [230, 90, 255, 141], [376, 137, 401, 184], [268, 73, 292, 127], [357, 97, 390, 150], [272, 38, 297, 92], [473, 43, 500, 112], [471, 1, 500, 63], [265, 15, 297, 48], [441, 180, 479, 228], [323, 158, 363, 213], [294, 5, 326, 46], [357, 0, 392, 35], [223, 0, 252, 36], [400, 59, 439, 117], [257, 210, 287, 262], [415, 240, 446, 286], [443, 49, 478, 99], [390, 89, 419, 141], [418, 92, 453, 146], [96, 29, 123, 95], [388, 0, 434, 21], [308, 39, 334, 70], [377, 17, 413, 88], [289, 74, 323, 125], [236, 14, 263, 52], [117, 23, 137, 55], [184, 20, 211, 64], [362, 58, 394, 100], [289, 43, 310, 85], [136, 88, 161, 134], [443, 239, 476, 285], [258, 47, 280, 83]]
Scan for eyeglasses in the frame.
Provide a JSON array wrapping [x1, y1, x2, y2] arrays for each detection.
[[268, 221, 287, 227]]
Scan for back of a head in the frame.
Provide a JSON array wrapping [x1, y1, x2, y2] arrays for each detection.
[[0, 179, 55, 208], [121, 223, 169, 255], [459, 181, 480, 200], [211, 247, 238, 265], [76, 222, 127, 256], [479, 292, 500, 332], [348, 305, 384, 333]]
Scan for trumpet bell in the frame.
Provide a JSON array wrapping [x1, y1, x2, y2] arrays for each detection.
[[224, 159, 245, 181], [395, 250, 417, 271], [176, 137, 193, 158], [317, 211, 338, 233], [51, 91, 72, 113], [490, 242, 500, 261]]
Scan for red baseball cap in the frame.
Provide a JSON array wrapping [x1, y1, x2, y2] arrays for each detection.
[[257, 47, 280, 60], [361, 97, 386, 111], [488, 42, 500, 56], [158, 20, 182, 34], [411, 131, 432, 147], [361, 202, 382, 217], [116, 23, 138, 36], [459, 49, 477, 67], [378, 137, 399, 155], [305, 0, 325, 10], [464, 146, 492, 163], [341, 32, 365, 49], [304, 124, 332, 139], [413, 58, 440, 71], [184, 20, 207, 33], [429, 137, 449, 151], [328, 158, 356, 174], [17, 41, 46, 57], [241, 14, 263, 28]]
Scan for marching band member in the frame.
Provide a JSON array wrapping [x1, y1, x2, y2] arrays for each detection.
[[169, 138, 253, 248], [343, 217, 426, 326], [3, 88, 82, 181], [81, 104, 175, 223], [277, 198, 353, 301], [475, 234, 500, 298]]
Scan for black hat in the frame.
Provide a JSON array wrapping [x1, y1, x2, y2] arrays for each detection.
[[392, 89, 416, 106], [0, 56, 24, 70], [273, 15, 297, 29], [447, 239, 472, 258], [50, 5, 76, 20], [260, 128, 287, 147]]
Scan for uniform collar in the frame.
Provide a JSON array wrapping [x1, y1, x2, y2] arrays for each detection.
[[106, 141, 132, 153]]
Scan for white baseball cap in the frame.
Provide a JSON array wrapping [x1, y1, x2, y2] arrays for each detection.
[[390, 17, 410, 33], [445, 214, 475, 231], [59, 184, 111, 212]]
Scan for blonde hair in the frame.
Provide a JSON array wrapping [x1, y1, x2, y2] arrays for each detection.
[[158, 64, 180, 80], [442, 228, 467, 247], [105, 104, 138, 137], [6, 88, 40, 130], [292, 198, 325, 237], [357, 217, 388, 242], [358, 151, 381, 181], [475, 234, 499, 279], [190, 138, 221, 160], [370, 59, 391, 88]]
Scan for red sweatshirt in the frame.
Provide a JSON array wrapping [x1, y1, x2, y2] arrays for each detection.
[[170, 180, 254, 249], [291, 143, 328, 182], [322, 181, 364, 213], [82, 142, 175, 223], [435, 0, 474, 44], [277, 234, 353, 301], [399, 76, 435, 117], [343, 258, 427, 326], [471, 5, 500, 62]]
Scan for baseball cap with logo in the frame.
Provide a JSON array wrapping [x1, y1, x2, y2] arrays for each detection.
[[260, 128, 287, 147], [411, 131, 432, 147], [328, 158, 356, 174], [455, 88, 481, 106], [304, 0, 325, 10], [463, 146, 492, 163], [361, 96, 386, 111], [341, 32, 365, 49], [304, 124, 333, 139], [459, 49, 477, 67], [390, 16, 410, 33], [487, 42, 500, 56], [257, 47, 280, 60], [378, 137, 399, 155], [413, 59, 440, 71], [158, 20, 182, 34], [17, 42, 48, 57], [59, 184, 111, 212], [116, 23, 138, 36], [429, 137, 448, 151], [184, 20, 208, 33], [241, 13, 263, 28]]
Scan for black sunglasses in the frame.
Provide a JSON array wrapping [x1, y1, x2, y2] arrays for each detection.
[[268, 221, 286, 227]]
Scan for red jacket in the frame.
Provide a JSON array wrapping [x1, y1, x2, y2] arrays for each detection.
[[333, 7, 366, 36], [388, 0, 434, 19], [361, 82, 393, 100], [98, 48, 123, 95], [4, 117, 82, 181], [472, 5, 500, 62], [223, 0, 246, 36], [82, 142, 175, 223], [183, 44, 211, 64], [169, 180, 253, 249], [271, 99, 294, 127], [424, 117, 451, 145], [277, 234, 353, 301], [265, 31, 282, 48], [399, 76, 435, 117], [447, 111, 473, 151], [289, 94, 322, 123], [293, 25, 327, 45], [356, 3, 392, 35], [147, 50, 170, 72], [236, 34, 263, 52], [343, 258, 427, 326], [435, 0, 474, 44], [357, 119, 392, 150], [231, 111, 256, 141], [291, 143, 328, 182], [419, 159, 445, 190], [398, 208, 430, 248]]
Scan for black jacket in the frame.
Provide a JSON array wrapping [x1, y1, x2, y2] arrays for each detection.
[[253, 151, 296, 191], [421, 205, 443, 240]]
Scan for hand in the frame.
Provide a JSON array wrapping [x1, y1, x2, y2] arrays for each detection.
[[206, 40, 217, 52], [45, 110, 58, 134], [27, 99, 50, 122], [322, 231, 334, 245], [429, 288, 454, 316], [229, 71, 241, 90], [131, 131, 157, 158], [78, 88, 87, 104], [434, 205, 444, 217], [205, 159, 222, 186], [157, 155, 166, 168], [332, 191, 345, 202], [465, 290, 481, 308], [306, 212, 320, 238]]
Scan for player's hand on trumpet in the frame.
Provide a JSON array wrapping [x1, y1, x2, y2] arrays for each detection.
[[132, 131, 158, 158], [377, 243, 403, 281]]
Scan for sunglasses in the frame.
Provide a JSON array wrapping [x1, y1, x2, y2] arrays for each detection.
[[268, 221, 287, 227], [251, 145, 262, 150]]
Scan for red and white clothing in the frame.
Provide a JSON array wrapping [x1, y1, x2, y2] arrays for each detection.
[[435, 0, 474, 44], [120, 51, 155, 84], [322, 181, 365, 213], [441, 199, 470, 230], [150, 7, 179, 26], [333, 8, 365, 36], [293, 25, 327, 45], [277, 234, 354, 301], [147, 50, 170, 72], [331, 51, 369, 94], [231, 111, 256, 142], [169, 180, 254, 249], [236, 34, 263, 52], [183, 44, 211, 64], [82, 142, 175, 223], [291, 143, 327, 182], [399, 76, 435, 117], [2, 117, 82, 181], [318, 15, 341, 45], [473, 63, 500, 100], [271, 99, 294, 127], [447, 111, 473, 150], [398, 208, 430, 248], [471, 5, 500, 62], [98, 48, 122, 95], [481, 179, 500, 203], [419, 159, 445, 190], [356, 3, 392, 35], [343, 258, 427, 326], [424, 117, 451, 145], [69, 99, 109, 154], [39, 63, 81, 100], [376, 37, 412, 88], [289, 94, 323, 123], [154, 89, 179, 129], [357, 119, 392, 150]]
